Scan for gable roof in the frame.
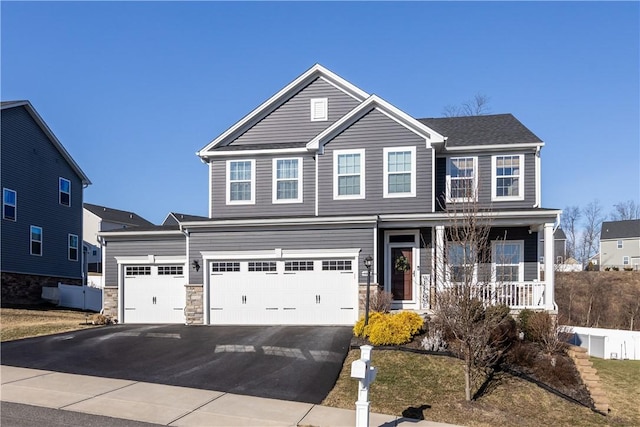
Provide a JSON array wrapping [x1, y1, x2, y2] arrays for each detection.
[[162, 212, 209, 226], [601, 219, 640, 240], [418, 114, 543, 149], [197, 64, 369, 157], [84, 203, 154, 227], [307, 95, 446, 150], [1, 100, 91, 186]]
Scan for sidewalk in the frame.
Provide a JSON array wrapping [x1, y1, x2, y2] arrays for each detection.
[[1, 365, 459, 427]]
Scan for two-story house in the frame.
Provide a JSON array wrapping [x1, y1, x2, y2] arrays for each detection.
[[83, 203, 154, 286], [100, 65, 560, 325], [600, 219, 640, 270], [1, 100, 91, 304]]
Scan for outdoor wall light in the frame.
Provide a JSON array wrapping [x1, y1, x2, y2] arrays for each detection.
[[192, 259, 200, 272]]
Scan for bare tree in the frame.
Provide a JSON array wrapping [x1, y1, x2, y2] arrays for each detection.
[[442, 93, 492, 117], [610, 200, 640, 221], [433, 191, 514, 401], [578, 200, 605, 265], [561, 205, 581, 260]]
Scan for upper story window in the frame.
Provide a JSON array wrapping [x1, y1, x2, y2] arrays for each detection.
[[333, 149, 365, 200], [226, 159, 255, 204], [59, 178, 71, 206], [384, 147, 416, 198], [617, 240, 623, 249], [492, 155, 524, 201], [493, 241, 524, 282], [273, 158, 302, 203], [310, 98, 328, 121], [30, 225, 43, 256], [447, 157, 477, 202], [68, 234, 79, 261], [3, 188, 16, 221]]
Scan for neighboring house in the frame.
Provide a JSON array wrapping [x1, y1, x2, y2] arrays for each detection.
[[1, 100, 91, 304], [83, 203, 154, 286], [100, 64, 560, 325], [162, 212, 208, 226], [600, 219, 640, 270]]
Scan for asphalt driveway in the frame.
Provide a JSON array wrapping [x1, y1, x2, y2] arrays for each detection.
[[0, 324, 353, 404]]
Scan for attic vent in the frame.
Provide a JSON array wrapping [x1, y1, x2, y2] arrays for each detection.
[[310, 98, 328, 121]]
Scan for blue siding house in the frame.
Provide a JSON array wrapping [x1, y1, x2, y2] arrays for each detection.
[[99, 65, 561, 326], [1, 101, 91, 304]]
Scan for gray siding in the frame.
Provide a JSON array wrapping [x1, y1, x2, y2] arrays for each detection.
[[1, 106, 84, 279], [211, 155, 315, 218], [318, 109, 433, 216], [103, 237, 186, 286], [231, 77, 360, 146], [189, 225, 374, 284], [436, 152, 536, 210]]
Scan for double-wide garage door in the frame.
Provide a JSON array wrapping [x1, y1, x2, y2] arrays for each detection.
[[209, 258, 358, 325], [123, 265, 186, 324]]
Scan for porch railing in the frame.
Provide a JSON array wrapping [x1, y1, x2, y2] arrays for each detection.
[[434, 281, 547, 310]]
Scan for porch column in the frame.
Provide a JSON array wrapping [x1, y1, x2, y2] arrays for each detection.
[[544, 222, 556, 311], [435, 225, 445, 291]]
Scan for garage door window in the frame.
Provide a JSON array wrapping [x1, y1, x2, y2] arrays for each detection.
[[285, 261, 314, 271], [248, 261, 277, 272], [212, 262, 240, 272], [322, 260, 352, 271], [126, 266, 151, 276], [158, 266, 184, 276]]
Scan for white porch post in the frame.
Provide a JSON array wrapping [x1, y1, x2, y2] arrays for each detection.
[[544, 222, 556, 311], [435, 225, 445, 292]]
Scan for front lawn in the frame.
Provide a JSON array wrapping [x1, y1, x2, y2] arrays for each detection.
[[0, 306, 101, 342], [323, 349, 629, 427]]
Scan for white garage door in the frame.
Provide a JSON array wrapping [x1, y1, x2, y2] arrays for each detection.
[[209, 258, 357, 325], [123, 265, 186, 324]]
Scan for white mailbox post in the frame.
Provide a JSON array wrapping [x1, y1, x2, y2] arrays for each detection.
[[350, 345, 377, 427]]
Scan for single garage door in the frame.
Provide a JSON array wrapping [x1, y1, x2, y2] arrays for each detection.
[[123, 264, 186, 324], [209, 258, 357, 325]]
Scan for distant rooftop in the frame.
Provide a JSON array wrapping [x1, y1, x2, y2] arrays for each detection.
[[84, 203, 154, 227], [601, 219, 640, 240]]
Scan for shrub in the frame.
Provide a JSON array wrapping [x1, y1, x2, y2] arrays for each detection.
[[517, 309, 534, 340], [369, 290, 394, 313], [421, 329, 448, 352], [354, 311, 424, 346]]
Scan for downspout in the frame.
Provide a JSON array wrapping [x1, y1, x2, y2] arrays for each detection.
[[179, 223, 191, 325], [533, 146, 541, 208]]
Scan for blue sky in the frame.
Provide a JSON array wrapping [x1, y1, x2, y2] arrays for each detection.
[[2, 2, 638, 224]]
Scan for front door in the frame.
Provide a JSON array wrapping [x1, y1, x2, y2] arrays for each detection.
[[390, 247, 413, 300]]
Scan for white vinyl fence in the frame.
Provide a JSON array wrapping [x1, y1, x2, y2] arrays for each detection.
[[42, 283, 103, 312], [563, 325, 640, 360]]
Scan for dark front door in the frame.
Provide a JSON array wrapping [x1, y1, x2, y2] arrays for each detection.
[[391, 247, 413, 300]]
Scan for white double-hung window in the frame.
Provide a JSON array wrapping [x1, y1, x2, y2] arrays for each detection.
[[384, 147, 416, 198], [273, 158, 302, 203], [334, 149, 365, 199], [226, 159, 255, 204], [493, 241, 524, 282], [447, 157, 477, 202], [492, 154, 524, 201]]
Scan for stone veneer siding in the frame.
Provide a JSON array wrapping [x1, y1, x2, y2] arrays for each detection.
[[103, 286, 118, 319], [1, 272, 81, 305], [358, 282, 381, 316], [185, 285, 204, 325]]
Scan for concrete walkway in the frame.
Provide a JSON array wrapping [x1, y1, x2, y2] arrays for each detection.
[[1, 365, 460, 427]]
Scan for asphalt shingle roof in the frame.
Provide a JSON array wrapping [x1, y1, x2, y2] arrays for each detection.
[[601, 219, 640, 240], [418, 114, 542, 147], [84, 203, 154, 227]]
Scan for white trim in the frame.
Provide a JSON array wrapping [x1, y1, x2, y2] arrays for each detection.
[[272, 157, 303, 204], [204, 147, 309, 157], [307, 95, 445, 151], [384, 229, 420, 309], [383, 146, 416, 198], [115, 256, 187, 265], [201, 248, 361, 261], [226, 159, 255, 205], [444, 142, 544, 151], [68, 233, 79, 262], [446, 156, 478, 203], [208, 162, 213, 218], [333, 149, 365, 200], [3, 187, 17, 221], [492, 240, 525, 282], [310, 98, 328, 121], [315, 153, 319, 216], [197, 64, 369, 156], [491, 154, 525, 202], [99, 230, 184, 237], [431, 148, 435, 213], [534, 147, 541, 207]]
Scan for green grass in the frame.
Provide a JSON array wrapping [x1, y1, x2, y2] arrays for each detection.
[[324, 349, 638, 427], [591, 358, 640, 426]]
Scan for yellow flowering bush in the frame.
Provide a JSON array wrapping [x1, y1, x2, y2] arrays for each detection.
[[353, 311, 425, 345]]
